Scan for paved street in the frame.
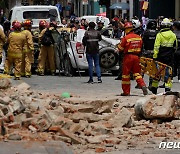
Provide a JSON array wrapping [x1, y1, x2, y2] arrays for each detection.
[[12, 74, 180, 99]]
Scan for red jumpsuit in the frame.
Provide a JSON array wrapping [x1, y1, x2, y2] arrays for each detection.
[[117, 32, 146, 95]]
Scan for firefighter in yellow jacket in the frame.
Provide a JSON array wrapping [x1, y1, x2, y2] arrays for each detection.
[[37, 21, 56, 76], [0, 26, 6, 60], [21, 19, 34, 78], [4, 21, 26, 80]]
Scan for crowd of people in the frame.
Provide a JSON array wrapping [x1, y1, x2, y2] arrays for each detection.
[[0, 15, 179, 96], [0, 19, 58, 79]]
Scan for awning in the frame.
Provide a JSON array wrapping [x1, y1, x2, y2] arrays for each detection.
[[109, 2, 129, 10]]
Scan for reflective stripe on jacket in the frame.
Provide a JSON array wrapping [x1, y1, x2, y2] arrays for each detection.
[[153, 28, 177, 59], [82, 29, 102, 54], [117, 32, 143, 55]]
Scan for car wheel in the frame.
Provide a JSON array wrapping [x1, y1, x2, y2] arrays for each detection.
[[99, 48, 118, 69], [64, 56, 76, 76]]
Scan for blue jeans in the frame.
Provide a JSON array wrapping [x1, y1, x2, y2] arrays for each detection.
[[86, 53, 101, 80]]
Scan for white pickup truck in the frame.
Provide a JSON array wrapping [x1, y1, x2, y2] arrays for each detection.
[[8, 5, 62, 28]]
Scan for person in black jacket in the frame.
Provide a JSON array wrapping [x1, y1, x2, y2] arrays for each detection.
[[142, 19, 158, 89], [142, 19, 158, 57], [82, 22, 102, 83], [172, 21, 180, 82]]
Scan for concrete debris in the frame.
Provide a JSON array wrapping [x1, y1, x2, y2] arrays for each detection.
[[7, 133, 22, 140], [135, 95, 177, 119], [0, 83, 180, 153], [0, 78, 11, 89]]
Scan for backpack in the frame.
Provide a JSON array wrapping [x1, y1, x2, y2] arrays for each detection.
[[41, 28, 54, 46]]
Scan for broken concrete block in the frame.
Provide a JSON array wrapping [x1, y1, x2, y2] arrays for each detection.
[[8, 133, 22, 140], [72, 112, 102, 123], [16, 82, 31, 91], [22, 118, 36, 128], [52, 135, 71, 143], [59, 127, 84, 144], [110, 107, 133, 127], [7, 122, 21, 129], [94, 105, 112, 114], [0, 78, 11, 89], [0, 96, 11, 105], [36, 113, 52, 132], [86, 135, 109, 144], [28, 125, 37, 133], [135, 95, 177, 120]]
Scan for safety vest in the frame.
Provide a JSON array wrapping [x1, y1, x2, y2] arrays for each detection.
[[153, 28, 177, 59]]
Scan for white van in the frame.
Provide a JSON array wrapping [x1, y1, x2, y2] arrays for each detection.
[[80, 15, 110, 28], [8, 5, 62, 28]]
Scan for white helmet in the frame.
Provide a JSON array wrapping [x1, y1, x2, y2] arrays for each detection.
[[132, 19, 141, 28], [97, 16, 104, 24], [161, 18, 172, 26]]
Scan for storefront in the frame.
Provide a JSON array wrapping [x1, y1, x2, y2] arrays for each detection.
[[134, 0, 179, 20]]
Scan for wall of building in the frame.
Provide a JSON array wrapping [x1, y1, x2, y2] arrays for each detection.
[[175, 0, 180, 19]]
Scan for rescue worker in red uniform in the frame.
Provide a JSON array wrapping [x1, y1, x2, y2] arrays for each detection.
[[21, 19, 34, 78], [37, 21, 56, 76], [117, 22, 148, 96], [4, 21, 26, 80]]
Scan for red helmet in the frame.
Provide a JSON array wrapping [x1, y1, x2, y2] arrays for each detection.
[[124, 22, 133, 29], [12, 20, 18, 27], [13, 21, 22, 30], [23, 19, 32, 27], [39, 20, 47, 29]]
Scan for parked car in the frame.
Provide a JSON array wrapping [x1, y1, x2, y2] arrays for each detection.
[[58, 28, 121, 76]]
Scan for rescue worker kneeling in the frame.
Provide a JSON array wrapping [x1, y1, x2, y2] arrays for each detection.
[[4, 21, 26, 80], [21, 19, 34, 78], [37, 21, 56, 76], [117, 22, 148, 96]]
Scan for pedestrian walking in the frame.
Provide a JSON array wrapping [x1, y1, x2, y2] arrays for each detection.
[[4, 21, 26, 80], [21, 19, 34, 78], [116, 22, 148, 96], [82, 22, 102, 83], [149, 18, 178, 94]]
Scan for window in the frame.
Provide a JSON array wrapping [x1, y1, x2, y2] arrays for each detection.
[[23, 11, 49, 19]]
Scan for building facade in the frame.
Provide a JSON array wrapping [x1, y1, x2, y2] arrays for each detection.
[[4, 0, 180, 20], [134, 0, 180, 20]]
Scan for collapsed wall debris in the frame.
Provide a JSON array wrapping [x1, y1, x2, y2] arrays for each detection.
[[0, 78, 180, 153]]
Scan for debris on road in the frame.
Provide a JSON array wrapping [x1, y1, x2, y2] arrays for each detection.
[[0, 79, 180, 153]]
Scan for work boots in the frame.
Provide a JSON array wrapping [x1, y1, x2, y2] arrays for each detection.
[[148, 87, 157, 95]]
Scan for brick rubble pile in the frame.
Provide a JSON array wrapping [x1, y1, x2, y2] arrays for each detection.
[[0, 78, 180, 153]]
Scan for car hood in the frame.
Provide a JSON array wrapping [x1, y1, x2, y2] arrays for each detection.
[[101, 35, 120, 46]]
